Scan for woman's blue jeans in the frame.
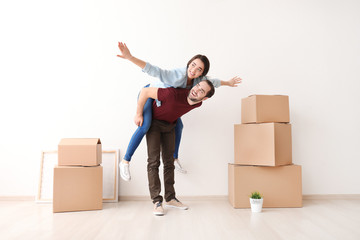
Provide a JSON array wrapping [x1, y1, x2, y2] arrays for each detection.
[[123, 88, 183, 161]]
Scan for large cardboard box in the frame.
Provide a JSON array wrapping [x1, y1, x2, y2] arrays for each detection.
[[234, 123, 292, 166], [228, 164, 302, 208], [53, 165, 103, 213], [241, 95, 290, 124], [58, 138, 102, 166]]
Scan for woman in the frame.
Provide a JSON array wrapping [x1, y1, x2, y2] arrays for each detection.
[[117, 42, 241, 181]]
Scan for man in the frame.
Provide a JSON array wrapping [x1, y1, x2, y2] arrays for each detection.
[[117, 42, 242, 176], [133, 80, 215, 216]]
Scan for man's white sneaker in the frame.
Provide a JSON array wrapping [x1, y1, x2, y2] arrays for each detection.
[[119, 161, 131, 181], [165, 198, 188, 210], [174, 159, 187, 174], [153, 202, 165, 216]]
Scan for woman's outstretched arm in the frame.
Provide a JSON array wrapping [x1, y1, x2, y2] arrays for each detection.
[[117, 42, 146, 69], [220, 76, 242, 87]]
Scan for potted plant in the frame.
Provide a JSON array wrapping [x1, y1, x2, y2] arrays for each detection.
[[249, 191, 263, 213]]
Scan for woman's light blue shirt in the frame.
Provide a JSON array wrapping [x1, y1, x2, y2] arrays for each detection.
[[142, 62, 221, 89]]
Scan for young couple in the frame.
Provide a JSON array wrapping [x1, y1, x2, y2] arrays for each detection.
[[117, 42, 242, 215]]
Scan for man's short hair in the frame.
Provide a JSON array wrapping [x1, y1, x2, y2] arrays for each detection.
[[203, 80, 215, 98]]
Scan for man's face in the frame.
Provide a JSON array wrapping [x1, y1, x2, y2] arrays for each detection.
[[187, 58, 205, 79], [188, 81, 211, 102]]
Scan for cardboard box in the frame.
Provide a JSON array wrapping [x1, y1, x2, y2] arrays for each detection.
[[241, 95, 290, 124], [234, 123, 292, 166], [53, 165, 103, 213], [58, 138, 102, 166], [228, 164, 302, 208]]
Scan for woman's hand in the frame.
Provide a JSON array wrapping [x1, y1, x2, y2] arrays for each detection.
[[117, 42, 132, 60], [226, 76, 242, 87], [134, 113, 143, 127], [116, 42, 146, 69]]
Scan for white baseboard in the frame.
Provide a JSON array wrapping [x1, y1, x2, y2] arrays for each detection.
[[302, 194, 360, 200], [118, 195, 228, 201], [1, 194, 360, 201], [0, 196, 35, 201], [119, 194, 360, 201]]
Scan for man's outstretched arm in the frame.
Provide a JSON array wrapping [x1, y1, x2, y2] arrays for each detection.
[[134, 87, 159, 126]]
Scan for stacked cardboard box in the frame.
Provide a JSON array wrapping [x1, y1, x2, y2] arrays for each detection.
[[229, 95, 302, 208], [53, 138, 103, 213]]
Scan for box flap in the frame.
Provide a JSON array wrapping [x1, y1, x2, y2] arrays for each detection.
[[59, 138, 101, 146], [247, 94, 288, 97]]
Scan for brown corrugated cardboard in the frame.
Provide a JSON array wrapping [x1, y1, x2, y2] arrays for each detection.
[[228, 164, 302, 208], [58, 138, 102, 166], [234, 123, 292, 166], [241, 95, 290, 124], [53, 165, 103, 213]]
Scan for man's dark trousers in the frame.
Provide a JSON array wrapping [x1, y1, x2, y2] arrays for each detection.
[[146, 119, 176, 204]]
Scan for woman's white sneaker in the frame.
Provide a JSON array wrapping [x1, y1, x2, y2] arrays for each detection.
[[174, 159, 187, 174], [119, 160, 131, 181]]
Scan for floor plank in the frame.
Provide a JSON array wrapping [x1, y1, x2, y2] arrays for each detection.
[[0, 199, 359, 240]]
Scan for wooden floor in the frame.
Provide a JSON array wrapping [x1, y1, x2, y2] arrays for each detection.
[[0, 198, 360, 240]]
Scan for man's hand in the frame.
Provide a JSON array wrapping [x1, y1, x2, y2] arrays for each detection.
[[227, 76, 242, 87], [134, 113, 143, 127], [117, 42, 132, 60]]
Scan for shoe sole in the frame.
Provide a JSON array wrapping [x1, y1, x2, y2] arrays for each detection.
[[153, 212, 165, 216], [175, 167, 187, 174], [120, 175, 131, 181], [120, 171, 131, 181], [165, 204, 188, 210]]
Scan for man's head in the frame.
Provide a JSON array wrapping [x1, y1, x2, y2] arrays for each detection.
[[188, 80, 215, 103]]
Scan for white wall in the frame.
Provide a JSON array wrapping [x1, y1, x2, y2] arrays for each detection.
[[1, 0, 359, 197]]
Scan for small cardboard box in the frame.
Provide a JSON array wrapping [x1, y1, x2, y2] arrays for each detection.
[[53, 165, 103, 213], [241, 95, 290, 124], [228, 164, 302, 208], [58, 138, 102, 166], [234, 123, 292, 166]]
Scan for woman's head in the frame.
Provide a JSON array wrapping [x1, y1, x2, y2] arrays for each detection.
[[187, 54, 210, 79]]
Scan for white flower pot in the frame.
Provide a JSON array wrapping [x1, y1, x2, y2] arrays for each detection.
[[250, 198, 263, 213]]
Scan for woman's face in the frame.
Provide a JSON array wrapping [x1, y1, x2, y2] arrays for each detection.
[[187, 58, 205, 79]]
